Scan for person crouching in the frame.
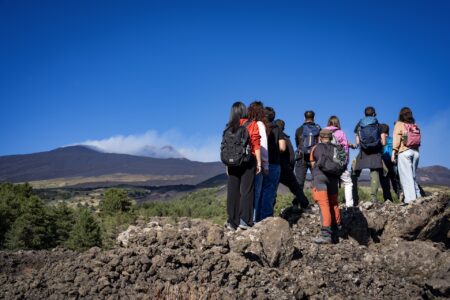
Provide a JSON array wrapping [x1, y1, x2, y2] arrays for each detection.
[[310, 129, 342, 244]]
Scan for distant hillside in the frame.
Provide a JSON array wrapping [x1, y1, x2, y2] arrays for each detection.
[[0, 146, 224, 185], [416, 165, 450, 187]]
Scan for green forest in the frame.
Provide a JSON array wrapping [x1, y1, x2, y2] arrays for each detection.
[[0, 182, 396, 252]]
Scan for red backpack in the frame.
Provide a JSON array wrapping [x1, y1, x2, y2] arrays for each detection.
[[403, 123, 421, 148]]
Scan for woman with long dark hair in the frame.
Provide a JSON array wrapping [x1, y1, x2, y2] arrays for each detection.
[[247, 101, 269, 222], [225, 101, 262, 230], [392, 107, 421, 203]]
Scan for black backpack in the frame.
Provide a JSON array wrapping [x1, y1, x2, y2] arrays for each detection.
[[220, 121, 252, 167], [316, 143, 347, 176]]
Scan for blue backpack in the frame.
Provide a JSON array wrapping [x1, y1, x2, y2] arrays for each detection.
[[382, 136, 393, 161], [358, 117, 381, 150], [302, 123, 321, 155]]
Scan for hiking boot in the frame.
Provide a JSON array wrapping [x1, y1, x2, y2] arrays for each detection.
[[312, 235, 333, 244], [312, 227, 333, 244]]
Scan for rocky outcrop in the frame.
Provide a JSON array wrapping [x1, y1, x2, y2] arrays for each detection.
[[0, 192, 449, 299]]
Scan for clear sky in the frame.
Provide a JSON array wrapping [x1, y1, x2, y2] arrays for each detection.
[[1, 0, 449, 166]]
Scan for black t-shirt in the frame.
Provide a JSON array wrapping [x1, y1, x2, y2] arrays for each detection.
[[268, 123, 281, 165], [279, 132, 295, 168]]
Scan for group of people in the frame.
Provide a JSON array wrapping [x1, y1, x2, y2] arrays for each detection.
[[221, 102, 422, 244]]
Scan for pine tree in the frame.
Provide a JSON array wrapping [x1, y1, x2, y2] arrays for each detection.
[[100, 188, 132, 215], [66, 208, 102, 251], [4, 196, 50, 250]]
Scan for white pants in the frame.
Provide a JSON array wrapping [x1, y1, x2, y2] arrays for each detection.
[[341, 170, 353, 207], [398, 149, 420, 203]]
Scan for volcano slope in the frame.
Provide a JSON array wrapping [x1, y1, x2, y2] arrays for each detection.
[[0, 192, 449, 299]]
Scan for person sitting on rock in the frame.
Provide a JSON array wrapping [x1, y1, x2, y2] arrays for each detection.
[[310, 129, 342, 244]]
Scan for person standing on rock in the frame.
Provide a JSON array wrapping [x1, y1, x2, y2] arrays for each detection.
[[248, 101, 270, 223], [351, 106, 384, 204], [324, 116, 355, 207], [294, 111, 321, 206], [275, 119, 310, 211], [379, 123, 400, 201], [310, 129, 343, 244], [223, 101, 262, 230], [259, 107, 285, 221], [392, 107, 421, 203]]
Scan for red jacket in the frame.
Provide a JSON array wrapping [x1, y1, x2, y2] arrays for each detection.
[[240, 118, 261, 155]]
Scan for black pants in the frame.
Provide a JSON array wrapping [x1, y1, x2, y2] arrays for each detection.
[[294, 159, 312, 205], [227, 159, 255, 227], [280, 163, 309, 208], [380, 162, 400, 201]]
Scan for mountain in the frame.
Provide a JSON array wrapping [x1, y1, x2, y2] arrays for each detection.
[[0, 146, 224, 185], [416, 165, 450, 186]]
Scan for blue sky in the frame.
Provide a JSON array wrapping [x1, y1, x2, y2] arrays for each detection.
[[1, 0, 449, 166]]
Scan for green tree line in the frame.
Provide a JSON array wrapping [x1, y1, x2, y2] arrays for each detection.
[[0, 182, 386, 252]]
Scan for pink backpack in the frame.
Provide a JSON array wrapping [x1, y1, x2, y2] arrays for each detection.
[[403, 123, 421, 148]]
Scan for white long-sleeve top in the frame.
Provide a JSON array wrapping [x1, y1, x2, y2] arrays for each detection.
[[257, 121, 269, 171]]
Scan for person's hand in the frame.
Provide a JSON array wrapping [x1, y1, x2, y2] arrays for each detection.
[[256, 164, 262, 175], [391, 153, 397, 163]]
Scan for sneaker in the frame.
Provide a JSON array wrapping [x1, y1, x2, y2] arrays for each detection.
[[291, 203, 302, 213], [225, 223, 237, 231], [238, 224, 251, 230], [302, 206, 313, 214], [238, 219, 252, 230], [331, 224, 343, 243]]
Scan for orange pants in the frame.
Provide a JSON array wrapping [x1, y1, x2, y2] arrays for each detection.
[[312, 188, 341, 227]]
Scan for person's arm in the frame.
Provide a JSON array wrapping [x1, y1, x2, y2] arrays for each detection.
[[354, 123, 360, 146], [310, 145, 317, 169], [295, 126, 303, 148], [392, 122, 402, 162], [279, 138, 286, 152], [255, 149, 262, 175], [257, 122, 269, 173], [381, 133, 387, 146]]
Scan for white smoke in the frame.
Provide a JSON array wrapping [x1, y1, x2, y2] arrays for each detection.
[[77, 130, 221, 162]]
